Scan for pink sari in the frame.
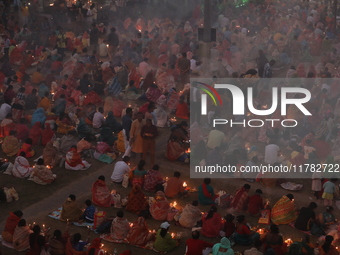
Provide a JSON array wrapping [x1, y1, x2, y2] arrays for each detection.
[[91, 179, 112, 207], [150, 191, 170, 221]]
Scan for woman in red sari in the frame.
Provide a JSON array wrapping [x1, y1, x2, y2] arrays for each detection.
[[125, 185, 148, 215], [201, 206, 223, 237], [150, 191, 170, 221], [41, 123, 55, 146], [17, 138, 35, 158], [86, 238, 104, 255], [230, 184, 251, 213], [126, 216, 150, 247], [65, 146, 91, 170], [83, 91, 102, 106], [29, 122, 42, 145], [91, 175, 113, 207]]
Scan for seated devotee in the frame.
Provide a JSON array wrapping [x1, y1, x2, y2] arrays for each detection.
[[318, 235, 338, 255], [318, 206, 336, 229], [76, 137, 92, 158], [150, 191, 170, 221], [261, 224, 287, 255], [43, 141, 61, 167], [125, 185, 148, 214], [67, 233, 89, 253], [9, 152, 33, 178], [143, 164, 164, 192], [60, 131, 78, 154], [29, 158, 56, 185], [198, 178, 218, 205], [201, 206, 223, 238], [230, 184, 251, 213], [244, 240, 263, 255], [53, 94, 67, 116], [185, 230, 213, 255], [29, 121, 43, 145], [271, 194, 297, 225], [126, 216, 150, 247], [154, 222, 177, 253], [92, 107, 105, 129], [56, 113, 75, 135], [295, 202, 318, 231], [81, 200, 96, 223], [178, 200, 202, 228], [164, 171, 187, 198], [18, 138, 35, 158], [41, 123, 55, 146], [2, 210, 24, 243], [60, 194, 83, 222], [212, 237, 234, 255], [77, 118, 95, 140], [25, 89, 39, 110], [86, 238, 105, 255], [31, 108, 46, 126], [91, 175, 113, 207], [48, 229, 69, 255], [27, 225, 46, 255], [93, 139, 115, 164], [37, 92, 52, 112], [110, 211, 130, 242], [131, 160, 147, 187], [2, 130, 20, 156], [105, 111, 123, 133], [223, 214, 236, 239], [0, 113, 15, 137], [110, 156, 130, 183], [65, 146, 91, 170], [100, 126, 117, 147], [15, 118, 30, 142], [248, 189, 265, 216], [13, 219, 32, 252], [234, 215, 260, 246], [166, 136, 189, 162], [175, 95, 189, 119]]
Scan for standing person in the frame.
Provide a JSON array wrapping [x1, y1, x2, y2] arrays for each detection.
[[141, 118, 158, 166], [122, 107, 133, 156], [20, 3, 29, 26], [90, 3, 97, 24], [322, 178, 338, 206], [57, 28, 67, 57], [110, 156, 130, 183], [190, 81, 201, 124], [90, 23, 99, 51], [256, 50, 268, 78], [107, 27, 119, 61], [130, 112, 146, 159], [3, 35, 10, 61], [176, 52, 191, 86], [263, 60, 276, 78]]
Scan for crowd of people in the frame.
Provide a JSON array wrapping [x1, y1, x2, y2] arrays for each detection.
[[1, 0, 340, 253]]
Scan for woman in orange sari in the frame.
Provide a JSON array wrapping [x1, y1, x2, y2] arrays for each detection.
[[150, 191, 170, 221], [0, 113, 15, 137], [126, 216, 150, 247], [125, 185, 148, 214], [29, 122, 42, 145], [91, 175, 113, 207]]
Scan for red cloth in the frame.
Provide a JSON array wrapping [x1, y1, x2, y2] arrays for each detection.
[[201, 212, 223, 237], [164, 177, 184, 198], [4, 212, 20, 234], [83, 91, 102, 105], [41, 123, 55, 146], [185, 238, 213, 255], [176, 102, 189, 119], [18, 142, 34, 157], [91, 179, 112, 207], [224, 221, 236, 238], [248, 194, 264, 215], [29, 121, 42, 145], [15, 123, 29, 141]]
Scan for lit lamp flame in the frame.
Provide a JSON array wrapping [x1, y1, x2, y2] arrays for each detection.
[[186, 148, 191, 153], [183, 182, 187, 188], [173, 201, 177, 207], [165, 177, 169, 182], [106, 44, 109, 47], [138, 29, 142, 32], [129, 223, 133, 227], [285, 238, 293, 246], [257, 228, 264, 234], [171, 233, 175, 238]]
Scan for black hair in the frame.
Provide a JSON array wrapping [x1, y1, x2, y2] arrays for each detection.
[[85, 199, 92, 206], [69, 194, 76, 201], [270, 224, 279, 234], [203, 178, 211, 185], [286, 194, 294, 200], [192, 230, 200, 239], [152, 164, 160, 170], [309, 202, 317, 209], [236, 215, 245, 223], [37, 158, 44, 165], [25, 138, 33, 145], [18, 219, 26, 227], [98, 175, 105, 181], [160, 228, 168, 238], [206, 206, 217, 220], [123, 156, 130, 163], [137, 160, 146, 170], [244, 184, 251, 190], [117, 211, 124, 218], [322, 235, 334, 253], [174, 171, 181, 178], [73, 233, 81, 244], [192, 200, 198, 206]]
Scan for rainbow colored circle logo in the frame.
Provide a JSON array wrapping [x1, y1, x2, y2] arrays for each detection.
[[195, 82, 223, 106]]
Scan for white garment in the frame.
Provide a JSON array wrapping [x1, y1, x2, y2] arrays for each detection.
[[312, 171, 322, 191], [92, 112, 105, 128], [0, 103, 11, 121], [264, 144, 280, 164], [99, 43, 108, 57], [12, 156, 32, 178], [110, 161, 130, 182], [244, 247, 264, 255]]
